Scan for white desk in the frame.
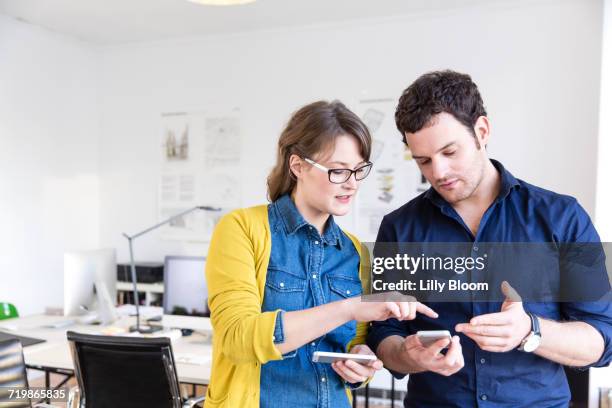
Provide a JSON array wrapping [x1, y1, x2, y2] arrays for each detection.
[[0, 314, 212, 386]]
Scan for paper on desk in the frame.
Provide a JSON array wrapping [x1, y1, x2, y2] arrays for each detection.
[[115, 304, 163, 318]]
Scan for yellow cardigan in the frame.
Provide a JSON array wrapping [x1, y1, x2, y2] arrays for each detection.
[[204, 205, 370, 408]]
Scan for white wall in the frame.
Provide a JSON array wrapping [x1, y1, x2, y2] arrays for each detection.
[[596, 0, 612, 242], [98, 0, 603, 262], [0, 15, 100, 314]]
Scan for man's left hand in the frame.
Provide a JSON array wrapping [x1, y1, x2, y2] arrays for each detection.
[[455, 281, 532, 352]]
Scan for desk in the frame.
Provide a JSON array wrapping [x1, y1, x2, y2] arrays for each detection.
[[0, 314, 212, 387], [2, 314, 386, 407]]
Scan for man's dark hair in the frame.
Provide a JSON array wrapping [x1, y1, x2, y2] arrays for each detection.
[[395, 70, 487, 145]]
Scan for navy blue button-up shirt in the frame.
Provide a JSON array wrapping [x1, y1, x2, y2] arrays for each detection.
[[260, 194, 362, 408], [367, 160, 612, 408]]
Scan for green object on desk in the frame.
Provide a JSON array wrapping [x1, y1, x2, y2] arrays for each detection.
[[0, 302, 18, 320]]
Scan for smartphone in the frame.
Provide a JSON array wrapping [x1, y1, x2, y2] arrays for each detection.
[[312, 351, 377, 364], [416, 330, 452, 348]]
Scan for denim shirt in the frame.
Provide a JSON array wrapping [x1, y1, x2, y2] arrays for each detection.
[[260, 194, 361, 408]]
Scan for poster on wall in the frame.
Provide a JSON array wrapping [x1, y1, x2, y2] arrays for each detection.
[[354, 98, 428, 242], [158, 109, 242, 242]]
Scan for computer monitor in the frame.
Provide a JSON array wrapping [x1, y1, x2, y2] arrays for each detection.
[[64, 248, 117, 318], [163, 256, 208, 317]]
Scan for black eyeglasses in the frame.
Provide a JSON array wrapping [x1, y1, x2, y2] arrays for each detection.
[[303, 158, 373, 184]]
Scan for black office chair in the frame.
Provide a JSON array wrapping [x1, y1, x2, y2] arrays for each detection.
[[0, 338, 56, 408], [66, 331, 205, 408], [0, 338, 31, 408]]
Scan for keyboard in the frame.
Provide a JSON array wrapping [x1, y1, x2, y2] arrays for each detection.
[[41, 319, 75, 329]]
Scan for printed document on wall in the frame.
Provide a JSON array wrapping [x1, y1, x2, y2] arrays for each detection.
[[355, 99, 427, 241], [158, 110, 242, 241]]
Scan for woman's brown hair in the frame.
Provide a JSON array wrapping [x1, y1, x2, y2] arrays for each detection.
[[267, 100, 372, 202]]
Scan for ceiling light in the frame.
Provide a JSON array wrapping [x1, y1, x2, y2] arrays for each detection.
[[186, 0, 256, 5]]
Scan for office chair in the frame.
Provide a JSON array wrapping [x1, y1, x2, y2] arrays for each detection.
[[0, 339, 57, 408], [0, 338, 30, 408], [66, 331, 205, 408]]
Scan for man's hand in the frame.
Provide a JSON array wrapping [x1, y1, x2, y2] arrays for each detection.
[[455, 281, 531, 352], [399, 334, 464, 376], [331, 344, 383, 383]]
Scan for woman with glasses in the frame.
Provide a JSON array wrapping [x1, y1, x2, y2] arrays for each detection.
[[204, 100, 437, 408]]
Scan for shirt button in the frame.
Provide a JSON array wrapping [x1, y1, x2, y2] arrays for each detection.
[[312, 274, 317, 279], [473, 246, 479, 251], [279, 282, 285, 288], [314, 241, 319, 245], [321, 377, 326, 382], [272, 335, 276, 341], [480, 358, 486, 364], [346, 290, 351, 295], [311, 342, 315, 346], [480, 394, 487, 401]]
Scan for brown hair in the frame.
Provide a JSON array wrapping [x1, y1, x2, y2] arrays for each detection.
[[395, 70, 487, 147], [267, 100, 371, 202]]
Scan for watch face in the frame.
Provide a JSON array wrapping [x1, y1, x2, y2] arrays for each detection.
[[523, 334, 541, 352]]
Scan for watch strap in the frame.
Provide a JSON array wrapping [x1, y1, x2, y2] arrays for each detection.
[[527, 312, 540, 336]]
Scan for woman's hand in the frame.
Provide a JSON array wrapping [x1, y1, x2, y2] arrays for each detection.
[[331, 344, 383, 384], [346, 295, 438, 322]]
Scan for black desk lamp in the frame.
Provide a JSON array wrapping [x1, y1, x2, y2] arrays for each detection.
[[122, 206, 221, 333]]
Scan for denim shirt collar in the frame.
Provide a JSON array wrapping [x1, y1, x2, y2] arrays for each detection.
[[274, 194, 342, 248], [424, 159, 520, 209]]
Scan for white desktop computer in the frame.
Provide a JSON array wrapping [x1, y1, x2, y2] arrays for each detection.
[[63, 248, 118, 324]]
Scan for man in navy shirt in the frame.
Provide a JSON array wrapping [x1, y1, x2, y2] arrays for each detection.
[[367, 70, 612, 407]]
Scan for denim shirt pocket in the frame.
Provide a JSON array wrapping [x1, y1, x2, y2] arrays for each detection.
[[327, 274, 363, 300], [264, 267, 307, 310], [326, 274, 363, 347]]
